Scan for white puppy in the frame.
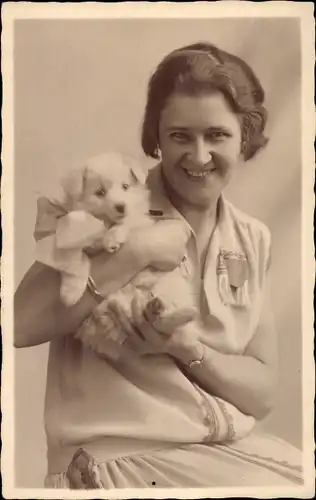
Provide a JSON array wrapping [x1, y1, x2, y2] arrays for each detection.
[[35, 152, 152, 306], [34, 151, 197, 326], [61, 152, 151, 254]]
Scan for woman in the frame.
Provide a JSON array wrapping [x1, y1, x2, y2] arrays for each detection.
[[14, 42, 303, 488]]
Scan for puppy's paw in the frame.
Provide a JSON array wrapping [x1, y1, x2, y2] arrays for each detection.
[[103, 227, 126, 253], [61, 276, 86, 307], [103, 239, 121, 253], [103, 243, 118, 253], [144, 296, 164, 321]]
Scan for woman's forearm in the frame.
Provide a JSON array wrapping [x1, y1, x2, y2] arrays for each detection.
[[14, 262, 96, 347], [14, 247, 147, 348], [172, 340, 276, 420]]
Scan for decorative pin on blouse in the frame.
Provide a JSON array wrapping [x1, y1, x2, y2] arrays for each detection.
[[217, 249, 250, 307], [149, 209, 164, 217]]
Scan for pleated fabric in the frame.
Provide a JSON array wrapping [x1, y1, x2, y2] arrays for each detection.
[[45, 431, 303, 489]]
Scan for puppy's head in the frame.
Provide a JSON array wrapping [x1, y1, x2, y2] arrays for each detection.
[[62, 152, 149, 223]]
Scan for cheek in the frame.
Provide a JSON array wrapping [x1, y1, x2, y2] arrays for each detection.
[[214, 138, 242, 164], [160, 139, 184, 165], [211, 147, 240, 180]]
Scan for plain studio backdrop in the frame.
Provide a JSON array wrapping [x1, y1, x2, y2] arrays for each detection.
[[14, 18, 301, 487]]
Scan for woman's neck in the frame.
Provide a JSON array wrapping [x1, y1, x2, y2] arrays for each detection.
[[176, 198, 218, 271], [180, 201, 218, 234], [162, 175, 218, 235]]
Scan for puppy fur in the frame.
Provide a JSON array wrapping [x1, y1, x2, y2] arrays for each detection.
[[62, 152, 152, 253], [53, 152, 153, 306]]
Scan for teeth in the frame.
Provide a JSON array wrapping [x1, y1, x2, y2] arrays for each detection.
[[184, 168, 214, 178], [187, 171, 206, 177]]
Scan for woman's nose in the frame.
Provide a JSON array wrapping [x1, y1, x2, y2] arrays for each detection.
[[187, 138, 212, 166]]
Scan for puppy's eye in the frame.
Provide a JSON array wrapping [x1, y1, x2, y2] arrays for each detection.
[[122, 183, 130, 191], [95, 188, 106, 197]]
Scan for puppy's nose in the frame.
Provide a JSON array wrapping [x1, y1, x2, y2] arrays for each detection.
[[115, 203, 125, 214]]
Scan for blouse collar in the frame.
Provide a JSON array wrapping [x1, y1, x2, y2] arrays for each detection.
[[146, 162, 248, 259]]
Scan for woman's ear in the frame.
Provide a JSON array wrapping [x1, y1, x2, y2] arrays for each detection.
[[61, 165, 87, 201]]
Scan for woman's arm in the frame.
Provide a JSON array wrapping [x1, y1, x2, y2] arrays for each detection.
[[14, 247, 146, 348], [14, 262, 95, 348], [169, 292, 278, 420], [110, 284, 278, 421], [14, 221, 189, 348]]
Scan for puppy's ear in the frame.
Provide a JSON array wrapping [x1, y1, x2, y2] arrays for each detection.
[[129, 160, 147, 186], [61, 166, 87, 201]]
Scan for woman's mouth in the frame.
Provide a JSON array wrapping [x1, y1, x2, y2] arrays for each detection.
[[182, 166, 216, 180]]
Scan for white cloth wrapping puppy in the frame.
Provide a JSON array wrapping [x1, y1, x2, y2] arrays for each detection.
[[35, 205, 109, 305]]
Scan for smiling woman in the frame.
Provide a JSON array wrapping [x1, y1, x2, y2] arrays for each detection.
[[158, 92, 242, 212], [142, 45, 268, 162], [14, 40, 304, 490]]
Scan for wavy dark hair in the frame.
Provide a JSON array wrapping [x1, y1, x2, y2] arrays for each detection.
[[141, 42, 269, 161]]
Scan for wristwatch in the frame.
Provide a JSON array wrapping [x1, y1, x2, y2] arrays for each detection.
[[86, 276, 106, 304]]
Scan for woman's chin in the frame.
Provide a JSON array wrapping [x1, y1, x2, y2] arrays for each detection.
[[174, 181, 220, 209], [178, 191, 218, 210]]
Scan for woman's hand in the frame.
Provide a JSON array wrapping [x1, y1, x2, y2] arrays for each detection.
[[107, 289, 201, 358]]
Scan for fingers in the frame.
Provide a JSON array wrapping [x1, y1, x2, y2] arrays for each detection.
[[131, 290, 148, 325], [154, 306, 198, 333], [107, 291, 175, 355], [131, 291, 167, 345]]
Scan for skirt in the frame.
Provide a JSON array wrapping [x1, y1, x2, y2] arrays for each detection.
[[45, 431, 303, 489]]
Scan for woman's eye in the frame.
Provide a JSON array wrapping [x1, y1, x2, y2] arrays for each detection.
[[207, 130, 230, 141], [122, 183, 130, 191], [95, 188, 106, 197], [170, 132, 190, 143]]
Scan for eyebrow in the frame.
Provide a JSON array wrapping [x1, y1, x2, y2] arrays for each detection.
[[166, 125, 233, 133]]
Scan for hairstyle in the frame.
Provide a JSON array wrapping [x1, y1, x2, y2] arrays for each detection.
[[141, 42, 269, 161]]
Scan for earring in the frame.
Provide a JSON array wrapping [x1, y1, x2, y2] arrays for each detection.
[[155, 146, 161, 159]]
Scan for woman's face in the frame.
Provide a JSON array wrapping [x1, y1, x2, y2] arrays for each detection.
[[158, 91, 243, 210]]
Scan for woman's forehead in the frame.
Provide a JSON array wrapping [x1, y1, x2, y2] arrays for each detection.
[[159, 92, 240, 131]]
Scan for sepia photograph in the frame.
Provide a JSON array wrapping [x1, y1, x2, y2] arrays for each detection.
[[1, 2, 315, 499]]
